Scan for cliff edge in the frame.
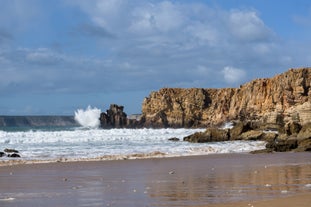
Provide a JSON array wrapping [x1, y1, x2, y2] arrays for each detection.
[[142, 68, 311, 128]]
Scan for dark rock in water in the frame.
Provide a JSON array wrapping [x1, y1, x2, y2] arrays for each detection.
[[0, 152, 5, 157], [8, 153, 21, 158], [100, 104, 128, 128], [4, 148, 19, 153], [168, 137, 180, 141], [184, 128, 229, 143]]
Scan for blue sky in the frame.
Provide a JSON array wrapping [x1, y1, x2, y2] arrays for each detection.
[[0, 0, 311, 115]]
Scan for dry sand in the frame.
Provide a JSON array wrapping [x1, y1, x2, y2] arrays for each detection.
[[0, 152, 310, 207]]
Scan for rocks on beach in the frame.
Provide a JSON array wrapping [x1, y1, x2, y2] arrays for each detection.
[[0, 149, 21, 158], [182, 120, 311, 153]]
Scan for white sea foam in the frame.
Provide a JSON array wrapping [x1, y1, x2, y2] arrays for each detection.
[[0, 128, 266, 162], [221, 122, 234, 129], [74, 105, 101, 128]]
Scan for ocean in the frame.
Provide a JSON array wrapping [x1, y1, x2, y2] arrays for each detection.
[[0, 107, 266, 163]]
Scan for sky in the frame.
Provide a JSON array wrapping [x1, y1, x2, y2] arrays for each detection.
[[0, 0, 311, 115]]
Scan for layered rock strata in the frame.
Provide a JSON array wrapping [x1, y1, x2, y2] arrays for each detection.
[[142, 68, 311, 128]]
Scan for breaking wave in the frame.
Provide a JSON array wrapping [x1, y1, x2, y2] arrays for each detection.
[[74, 105, 101, 128]]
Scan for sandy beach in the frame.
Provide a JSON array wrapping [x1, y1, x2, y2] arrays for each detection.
[[0, 152, 310, 207]]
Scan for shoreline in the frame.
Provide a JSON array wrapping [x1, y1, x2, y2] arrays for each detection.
[[0, 152, 310, 206], [0, 150, 309, 167]]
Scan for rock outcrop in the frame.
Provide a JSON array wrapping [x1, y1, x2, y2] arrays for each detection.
[[99, 104, 128, 128], [99, 104, 143, 128], [142, 68, 311, 128], [183, 120, 310, 152]]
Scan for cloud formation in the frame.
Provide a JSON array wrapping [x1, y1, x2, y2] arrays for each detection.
[[0, 0, 310, 114], [222, 66, 247, 84]]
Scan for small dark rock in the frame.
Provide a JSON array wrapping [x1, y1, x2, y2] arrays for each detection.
[[4, 148, 19, 153], [184, 128, 229, 143], [8, 153, 21, 158], [168, 137, 180, 141], [0, 152, 5, 157]]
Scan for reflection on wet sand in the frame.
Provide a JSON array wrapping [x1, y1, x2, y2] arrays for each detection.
[[147, 158, 311, 206], [0, 152, 310, 207]]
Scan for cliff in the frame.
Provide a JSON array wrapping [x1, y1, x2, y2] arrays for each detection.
[[142, 68, 311, 128], [0, 116, 77, 127]]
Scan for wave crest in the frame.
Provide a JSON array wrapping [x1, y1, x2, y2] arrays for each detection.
[[74, 106, 101, 128]]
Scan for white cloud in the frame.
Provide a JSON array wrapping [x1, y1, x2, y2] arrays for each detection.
[[228, 10, 273, 42], [0, 0, 299, 97], [222, 66, 246, 84]]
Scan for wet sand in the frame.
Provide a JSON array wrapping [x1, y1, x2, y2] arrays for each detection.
[[0, 152, 310, 207]]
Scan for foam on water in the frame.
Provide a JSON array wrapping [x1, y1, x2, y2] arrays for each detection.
[[74, 105, 101, 128], [0, 128, 266, 162]]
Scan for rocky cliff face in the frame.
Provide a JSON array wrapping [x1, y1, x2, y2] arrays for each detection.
[[142, 68, 311, 128]]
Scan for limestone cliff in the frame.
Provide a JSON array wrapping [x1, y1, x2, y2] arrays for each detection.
[[142, 68, 311, 128]]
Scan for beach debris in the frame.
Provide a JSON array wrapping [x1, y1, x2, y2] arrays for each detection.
[[169, 170, 175, 175], [62, 178, 68, 182], [265, 184, 272, 187], [305, 184, 311, 188]]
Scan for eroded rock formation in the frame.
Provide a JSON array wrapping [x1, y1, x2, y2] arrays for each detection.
[[99, 104, 128, 128], [142, 68, 311, 128]]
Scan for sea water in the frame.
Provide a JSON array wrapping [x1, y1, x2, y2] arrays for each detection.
[[0, 106, 266, 162]]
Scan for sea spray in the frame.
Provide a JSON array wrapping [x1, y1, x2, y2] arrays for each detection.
[[74, 106, 101, 128]]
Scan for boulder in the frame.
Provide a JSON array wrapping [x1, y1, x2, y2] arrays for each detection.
[[296, 137, 311, 151], [266, 137, 298, 152], [284, 121, 302, 135], [261, 132, 278, 142], [229, 121, 253, 140], [184, 128, 229, 143], [0, 152, 5, 157], [7, 153, 21, 158], [238, 130, 264, 140], [297, 122, 311, 139]]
